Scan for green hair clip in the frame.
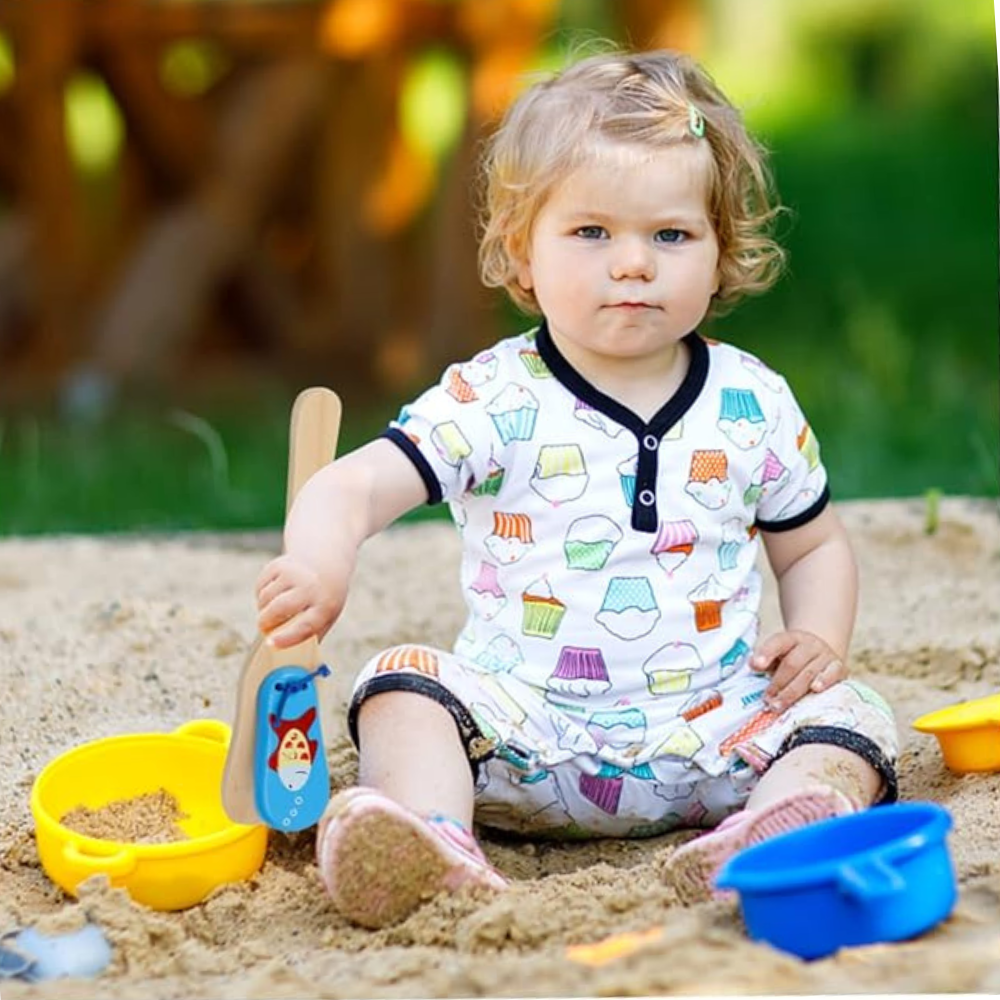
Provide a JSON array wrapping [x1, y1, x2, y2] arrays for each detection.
[[688, 102, 706, 138]]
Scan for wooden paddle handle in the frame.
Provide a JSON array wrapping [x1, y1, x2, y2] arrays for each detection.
[[286, 387, 342, 510], [278, 387, 342, 662]]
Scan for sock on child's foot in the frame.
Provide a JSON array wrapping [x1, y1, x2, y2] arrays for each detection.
[[316, 789, 507, 929], [745, 785, 855, 844], [664, 785, 856, 906]]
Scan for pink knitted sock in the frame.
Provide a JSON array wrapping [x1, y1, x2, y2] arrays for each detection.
[[665, 785, 856, 905]]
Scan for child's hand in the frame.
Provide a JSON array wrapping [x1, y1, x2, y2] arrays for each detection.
[[255, 554, 345, 648], [750, 630, 847, 713]]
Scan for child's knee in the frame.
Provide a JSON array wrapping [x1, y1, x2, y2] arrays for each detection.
[[357, 686, 456, 730]]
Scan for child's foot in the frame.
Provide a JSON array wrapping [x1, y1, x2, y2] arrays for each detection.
[[316, 787, 507, 928], [664, 785, 855, 905]]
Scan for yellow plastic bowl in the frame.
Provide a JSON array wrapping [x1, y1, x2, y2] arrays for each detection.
[[31, 720, 268, 911], [912, 693, 1000, 774]]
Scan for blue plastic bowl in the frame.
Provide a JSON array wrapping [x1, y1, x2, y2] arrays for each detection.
[[715, 802, 956, 960]]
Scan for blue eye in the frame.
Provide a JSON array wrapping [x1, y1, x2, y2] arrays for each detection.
[[655, 228, 687, 244], [575, 225, 607, 240]]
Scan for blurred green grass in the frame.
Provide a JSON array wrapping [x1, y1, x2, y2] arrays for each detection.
[[2, 108, 996, 536], [710, 108, 998, 504]]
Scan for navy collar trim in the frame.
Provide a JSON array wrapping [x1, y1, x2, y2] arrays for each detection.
[[535, 321, 709, 437]]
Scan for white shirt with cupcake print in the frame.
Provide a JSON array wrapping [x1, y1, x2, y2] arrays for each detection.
[[383, 324, 829, 776]]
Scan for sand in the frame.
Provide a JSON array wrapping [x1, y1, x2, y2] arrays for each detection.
[[1, 496, 998, 998], [60, 790, 190, 845]]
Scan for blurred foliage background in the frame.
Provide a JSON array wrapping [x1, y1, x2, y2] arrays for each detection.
[[0, 0, 996, 534]]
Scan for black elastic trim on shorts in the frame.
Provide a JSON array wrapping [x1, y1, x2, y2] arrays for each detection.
[[755, 484, 831, 533], [381, 427, 443, 505], [347, 672, 489, 778], [772, 724, 899, 805]]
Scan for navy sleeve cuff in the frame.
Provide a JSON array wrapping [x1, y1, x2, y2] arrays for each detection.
[[754, 483, 831, 533], [381, 427, 443, 505]]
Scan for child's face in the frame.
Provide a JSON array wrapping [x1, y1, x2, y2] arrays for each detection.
[[516, 142, 720, 376]]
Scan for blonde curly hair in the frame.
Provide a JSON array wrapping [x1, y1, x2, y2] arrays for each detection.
[[478, 49, 785, 316]]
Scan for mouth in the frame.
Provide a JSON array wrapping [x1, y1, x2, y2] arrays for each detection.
[[607, 302, 659, 311]]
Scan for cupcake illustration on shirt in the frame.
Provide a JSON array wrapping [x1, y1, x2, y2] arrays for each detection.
[[462, 350, 499, 386], [564, 515, 623, 571], [650, 725, 704, 762], [617, 454, 638, 506], [650, 518, 699, 576], [431, 421, 472, 467], [718, 387, 766, 450], [375, 645, 440, 677], [687, 575, 732, 632], [685, 450, 732, 510], [547, 645, 612, 697], [663, 419, 684, 441], [717, 517, 749, 571], [587, 706, 648, 752], [486, 383, 539, 444], [477, 673, 529, 727], [679, 689, 723, 722], [642, 641, 704, 695], [719, 708, 780, 761], [446, 366, 478, 403], [484, 511, 535, 564], [518, 346, 550, 378], [474, 634, 524, 674], [530, 444, 589, 505], [596, 576, 661, 640], [521, 576, 567, 639], [743, 448, 790, 505], [797, 422, 820, 471], [573, 398, 624, 437], [469, 561, 506, 620], [720, 635, 752, 679], [579, 765, 625, 814], [471, 457, 506, 498]]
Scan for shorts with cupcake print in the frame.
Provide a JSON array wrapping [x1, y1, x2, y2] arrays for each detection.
[[347, 644, 899, 838]]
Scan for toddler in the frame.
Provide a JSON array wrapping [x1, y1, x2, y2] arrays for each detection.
[[257, 48, 898, 928]]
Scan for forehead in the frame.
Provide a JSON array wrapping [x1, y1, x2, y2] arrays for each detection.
[[545, 140, 715, 215]]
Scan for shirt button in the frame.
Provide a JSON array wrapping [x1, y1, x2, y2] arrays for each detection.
[[638, 489, 655, 506], [643, 434, 659, 451]]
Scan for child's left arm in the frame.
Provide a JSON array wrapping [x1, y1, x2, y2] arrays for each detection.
[[755, 505, 858, 712]]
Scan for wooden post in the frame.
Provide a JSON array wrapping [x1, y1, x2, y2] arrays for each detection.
[[10, 0, 83, 371]]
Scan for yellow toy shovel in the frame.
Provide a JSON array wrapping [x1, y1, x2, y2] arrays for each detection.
[[221, 387, 341, 830]]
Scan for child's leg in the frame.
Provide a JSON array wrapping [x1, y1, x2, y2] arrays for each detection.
[[664, 744, 874, 905], [356, 689, 475, 825], [744, 741, 882, 812], [317, 690, 506, 928], [664, 680, 898, 903]]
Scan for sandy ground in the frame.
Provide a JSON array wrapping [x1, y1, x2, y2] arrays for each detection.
[[1, 496, 999, 999]]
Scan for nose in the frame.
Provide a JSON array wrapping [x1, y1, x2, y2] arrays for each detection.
[[609, 237, 655, 281]]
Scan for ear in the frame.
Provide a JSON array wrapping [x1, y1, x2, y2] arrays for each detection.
[[709, 252, 721, 296], [516, 258, 534, 291], [505, 232, 533, 291]]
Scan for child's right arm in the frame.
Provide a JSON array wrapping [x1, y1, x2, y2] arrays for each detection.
[[255, 438, 429, 648]]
